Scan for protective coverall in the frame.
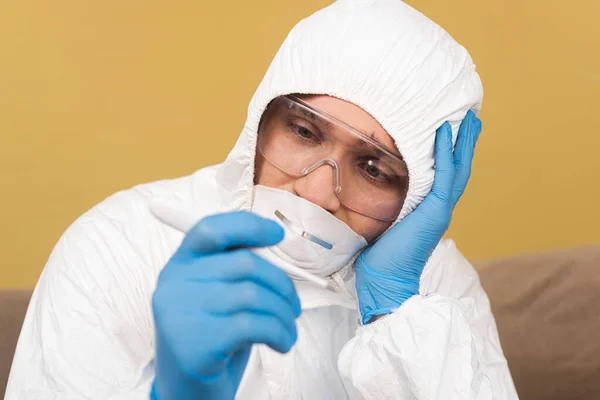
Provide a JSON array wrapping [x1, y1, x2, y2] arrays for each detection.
[[6, 0, 518, 398]]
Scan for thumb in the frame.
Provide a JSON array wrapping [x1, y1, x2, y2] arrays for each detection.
[[179, 211, 285, 255]]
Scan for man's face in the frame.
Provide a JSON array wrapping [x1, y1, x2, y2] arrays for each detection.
[[254, 94, 407, 242]]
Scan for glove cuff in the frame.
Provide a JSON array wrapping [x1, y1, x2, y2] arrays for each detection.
[[355, 254, 420, 324], [150, 380, 160, 400]]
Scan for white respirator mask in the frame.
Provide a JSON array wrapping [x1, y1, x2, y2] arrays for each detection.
[[250, 185, 368, 279]]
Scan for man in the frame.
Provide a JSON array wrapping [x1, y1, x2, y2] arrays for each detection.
[[7, 1, 518, 399]]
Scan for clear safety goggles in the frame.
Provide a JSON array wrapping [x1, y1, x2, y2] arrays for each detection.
[[257, 95, 409, 221]]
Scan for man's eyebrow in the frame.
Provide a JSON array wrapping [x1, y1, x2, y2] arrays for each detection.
[[355, 132, 383, 147], [297, 106, 333, 129], [368, 132, 383, 145], [294, 104, 386, 148]]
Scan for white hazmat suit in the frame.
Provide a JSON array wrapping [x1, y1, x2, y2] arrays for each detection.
[[7, 0, 518, 398]]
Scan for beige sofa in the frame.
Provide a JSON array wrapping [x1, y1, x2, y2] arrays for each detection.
[[2, 245, 599, 399]]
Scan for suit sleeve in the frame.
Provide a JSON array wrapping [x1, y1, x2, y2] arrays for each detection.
[[337, 240, 519, 400], [5, 210, 158, 400]]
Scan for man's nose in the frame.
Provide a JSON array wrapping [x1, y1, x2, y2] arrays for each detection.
[[293, 163, 341, 214]]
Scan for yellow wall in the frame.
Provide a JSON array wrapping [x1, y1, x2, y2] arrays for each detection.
[[1, 0, 598, 288]]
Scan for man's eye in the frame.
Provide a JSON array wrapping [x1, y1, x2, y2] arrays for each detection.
[[359, 160, 393, 183], [288, 122, 321, 143], [295, 125, 315, 139], [365, 163, 383, 178]]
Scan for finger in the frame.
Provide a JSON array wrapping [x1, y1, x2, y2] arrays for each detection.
[[222, 312, 297, 354], [415, 122, 454, 217], [430, 122, 455, 201], [178, 211, 284, 255], [204, 281, 300, 325], [166, 249, 301, 315], [451, 111, 481, 207], [452, 110, 475, 166]]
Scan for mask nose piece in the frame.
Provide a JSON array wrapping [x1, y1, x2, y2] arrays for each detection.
[[301, 158, 342, 194]]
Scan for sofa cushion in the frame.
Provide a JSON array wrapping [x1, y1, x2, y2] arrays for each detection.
[[0, 290, 31, 399], [476, 245, 600, 400]]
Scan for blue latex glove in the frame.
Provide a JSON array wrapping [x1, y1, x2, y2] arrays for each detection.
[[150, 212, 302, 400], [356, 111, 482, 324]]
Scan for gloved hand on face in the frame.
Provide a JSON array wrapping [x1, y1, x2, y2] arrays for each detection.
[[356, 111, 482, 324]]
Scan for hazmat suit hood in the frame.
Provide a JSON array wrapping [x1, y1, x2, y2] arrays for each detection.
[[216, 0, 483, 302]]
